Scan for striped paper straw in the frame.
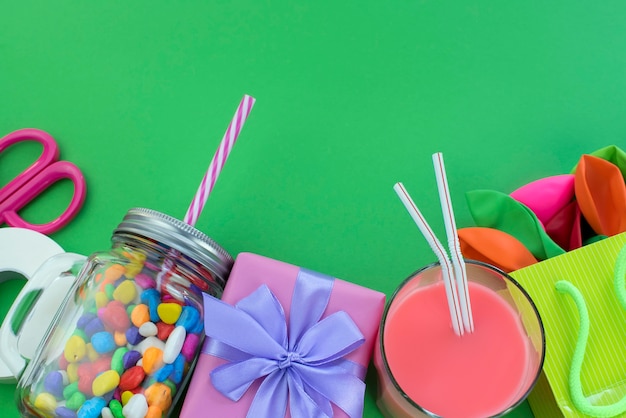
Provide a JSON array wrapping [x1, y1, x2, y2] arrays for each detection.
[[433, 152, 474, 333], [394, 182, 464, 336], [184, 94, 256, 226]]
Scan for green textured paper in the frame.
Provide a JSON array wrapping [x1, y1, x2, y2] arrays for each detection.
[[511, 233, 626, 418], [4, 1, 626, 417]]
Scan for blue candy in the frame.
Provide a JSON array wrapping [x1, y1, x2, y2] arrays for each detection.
[[77, 397, 106, 418], [77, 313, 97, 329], [55, 406, 78, 418], [84, 317, 105, 338], [175, 306, 200, 332], [154, 363, 174, 382], [43, 371, 65, 399], [170, 353, 185, 384], [189, 317, 204, 334], [140, 288, 161, 322], [125, 326, 144, 345], [122, 350, 142, 369], [91, 331, 116, 354]]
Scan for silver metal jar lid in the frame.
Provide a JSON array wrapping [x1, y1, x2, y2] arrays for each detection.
[[112, 207, 234, 286]]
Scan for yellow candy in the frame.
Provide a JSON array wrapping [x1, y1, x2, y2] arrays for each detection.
[[121, 390, 134, 405], [123, 252, 145, 278], [92, 370, 121, 397], [64, 335, 86, 363], [95, 291, 109, 309], [157, 303, 182, 325], [113, 280, 137, 304], [66, 362, 79, 383], [34, 392, 57, 412], [124, 261, 142, 278], [86, 343, 100, 361]]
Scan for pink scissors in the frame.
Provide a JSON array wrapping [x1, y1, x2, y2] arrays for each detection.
[[0, 128, 86, 234]]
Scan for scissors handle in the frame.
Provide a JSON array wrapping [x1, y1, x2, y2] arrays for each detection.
[[0, 161, 87, 234], [0, 128, 60, 201]]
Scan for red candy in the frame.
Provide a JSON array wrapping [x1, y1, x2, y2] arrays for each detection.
[[99, 301, 131, 332], [58, 356, 68, 370], [77, 362, 93, 378], [161, 294, 185, 306], [156, 322, 175, 340], [119, 366, 146, 392], [92, 356, 112, 374], [78, 373, 95, 396]]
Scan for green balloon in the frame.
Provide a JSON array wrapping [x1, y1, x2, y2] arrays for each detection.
[[466, 189, 565, 260]]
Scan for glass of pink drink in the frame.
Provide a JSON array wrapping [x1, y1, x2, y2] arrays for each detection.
[[374, 260, 545, 418]]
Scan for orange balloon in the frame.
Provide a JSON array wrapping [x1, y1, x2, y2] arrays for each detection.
[[458, 227, 538, 273], [574, 154, 626, 236]]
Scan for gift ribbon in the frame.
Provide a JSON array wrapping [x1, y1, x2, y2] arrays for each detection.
[[555, 243, 626, 417], [202, 268, 366, 418]]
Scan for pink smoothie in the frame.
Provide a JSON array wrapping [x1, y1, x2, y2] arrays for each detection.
[[383, 281, 529, 418]]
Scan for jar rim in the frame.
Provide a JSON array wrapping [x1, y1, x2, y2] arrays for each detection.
[[112, 207, 234, 285]]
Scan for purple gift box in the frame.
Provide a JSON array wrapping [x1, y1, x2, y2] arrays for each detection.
[[181, 252, 385, 418]]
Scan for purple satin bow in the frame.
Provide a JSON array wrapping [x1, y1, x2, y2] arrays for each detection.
[[202, 268, 366, 418]]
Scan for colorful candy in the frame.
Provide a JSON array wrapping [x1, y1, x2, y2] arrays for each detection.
[[34, 392, 57, 412], [122, 394, 149, 418], [77, 397, 106, 418], [31, 253, 206, 417], [92, 370, 120, 397], [91, 331, 116, 354], [156, 303, 182, 325], [163, 326, 185, 364], [138, 322, 158, 337], [64, 336, 87, 363], [44, 371, 66, 399], [55, 406, 78, 418]]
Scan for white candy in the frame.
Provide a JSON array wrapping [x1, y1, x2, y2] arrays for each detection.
[[133, 282, 143, 304], [101, 407, 114, 418], [138, 321, 158, 337], [163, 325, 186, 364], [134, 336, 165, 354], [122, 394, 149, 418], [58, 370, 69, 385]]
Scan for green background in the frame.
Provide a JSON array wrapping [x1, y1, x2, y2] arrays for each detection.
[[2, 1, 626, 416]]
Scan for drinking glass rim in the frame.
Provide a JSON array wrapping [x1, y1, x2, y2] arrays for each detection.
[[377, 259, 546, 417]]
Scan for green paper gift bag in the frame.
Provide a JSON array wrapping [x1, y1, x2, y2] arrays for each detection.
[[510, 232, 626, 418]]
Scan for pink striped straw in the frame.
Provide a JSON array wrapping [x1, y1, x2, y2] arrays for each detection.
[[184, 94, 256, 226]]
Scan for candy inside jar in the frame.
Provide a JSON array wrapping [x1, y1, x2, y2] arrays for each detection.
[[14, 208, 233, 418]]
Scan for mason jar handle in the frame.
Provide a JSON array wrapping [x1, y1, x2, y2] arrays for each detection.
[[0, 252, 86, 381]]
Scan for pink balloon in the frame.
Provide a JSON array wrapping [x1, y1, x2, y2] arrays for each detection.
[[511, 174, 575, 225]]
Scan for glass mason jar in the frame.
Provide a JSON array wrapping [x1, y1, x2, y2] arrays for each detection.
[[1, 208, 233, 418]]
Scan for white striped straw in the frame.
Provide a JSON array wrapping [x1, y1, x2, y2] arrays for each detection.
[[432, 153, 474, 333], [184, 94, 256, 226], [394, 182, 464, 336]]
